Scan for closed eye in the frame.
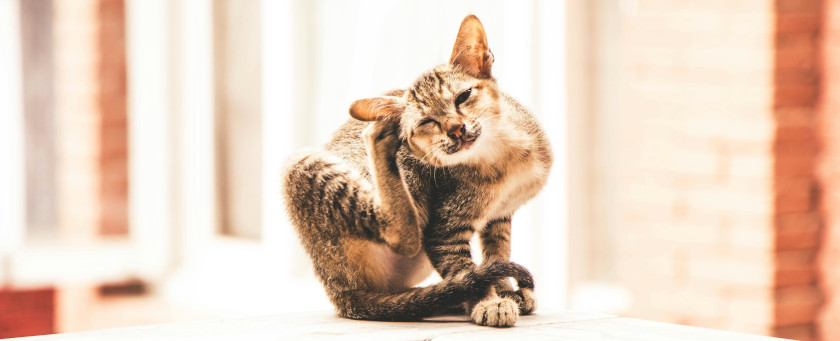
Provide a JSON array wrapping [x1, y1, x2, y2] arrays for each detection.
[[418, 117, 438, 127]]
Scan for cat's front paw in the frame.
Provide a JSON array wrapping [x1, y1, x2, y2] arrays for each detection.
[[470, 297, 519, 327], [362, 120, 400, 156]]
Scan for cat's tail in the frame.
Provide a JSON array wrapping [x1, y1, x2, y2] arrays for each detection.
[[331, 260, 533, 321]]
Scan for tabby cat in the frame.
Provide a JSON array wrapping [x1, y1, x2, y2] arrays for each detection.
[[282, 15, 552, 327]]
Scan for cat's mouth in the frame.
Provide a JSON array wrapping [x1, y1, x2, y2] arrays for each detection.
[[445, 128, 481, 154], [446, 140, 474, 154]]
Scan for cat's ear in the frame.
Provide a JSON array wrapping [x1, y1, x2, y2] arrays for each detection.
[[449, 15, 493, 79], [349, 96, 404, 122]]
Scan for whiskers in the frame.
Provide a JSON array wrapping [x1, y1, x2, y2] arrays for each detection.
[[418, 142, 446, 167], [415, 142, 449, 187], [474, 108, 503, 126]]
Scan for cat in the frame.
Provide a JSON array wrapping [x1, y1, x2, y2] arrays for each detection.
[[281, 15, 552, 327]]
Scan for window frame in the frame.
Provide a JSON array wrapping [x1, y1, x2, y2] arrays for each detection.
[[0, 0, 172, 288]]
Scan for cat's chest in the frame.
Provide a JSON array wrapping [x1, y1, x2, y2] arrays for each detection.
[[432, 157, 549, 231], [478, 163, 547, 227]]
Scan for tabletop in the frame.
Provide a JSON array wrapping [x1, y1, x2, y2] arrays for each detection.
[[11, 310, 791, 341]]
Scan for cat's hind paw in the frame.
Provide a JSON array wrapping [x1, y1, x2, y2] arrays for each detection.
[[470, 297, 519, 327]]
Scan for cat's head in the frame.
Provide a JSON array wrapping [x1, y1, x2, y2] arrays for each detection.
[[349, 15, 506, 167]]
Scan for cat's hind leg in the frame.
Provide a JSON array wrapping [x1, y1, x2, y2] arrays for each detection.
[[281, 119, 422, 257], [282, 150, 381, 241], [281, 148, 422, 293]]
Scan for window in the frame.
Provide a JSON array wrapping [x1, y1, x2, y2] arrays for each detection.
[[1, 1, 571, 330]]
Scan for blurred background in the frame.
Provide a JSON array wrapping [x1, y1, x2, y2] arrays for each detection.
[[0, 0, 838, 340]]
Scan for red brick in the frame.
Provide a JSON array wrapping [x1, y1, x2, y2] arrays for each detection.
[[776, 14, 821, 32], [0, 288, 55, 338], [774, 286, 822, 326], [775, 213, 822, 250], [774, 85, 819, 107], [100, 125, 127, 158], [775, 268, 816, 287], [775, 48, 817, 70], [776, 31, 819, 50], [775, 178, 817, 214], [775, 158, 816, 177], [776, 67, 819, 86], [776, 125, 819, 142], [776, 0, 822, 14], [773, 324, 816, 340], [776, 107, 816, 127]]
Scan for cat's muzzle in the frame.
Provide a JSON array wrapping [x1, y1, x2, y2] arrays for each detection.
[[445, 125, 482, 154]]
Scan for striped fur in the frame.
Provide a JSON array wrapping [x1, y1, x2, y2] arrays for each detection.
[[281, 15, 551, 327]]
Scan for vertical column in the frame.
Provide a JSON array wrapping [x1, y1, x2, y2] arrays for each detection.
[[97, 0, 128, 236], [772, 1, 823, 340], [52, 0, 128, 332], [21, 0, 56, 237], [53, 0, 101, 240], [0, 2, 54, 337], [818, 0, 840, 339], [125, 0, 172, 277], [52, 0, 128, 239]]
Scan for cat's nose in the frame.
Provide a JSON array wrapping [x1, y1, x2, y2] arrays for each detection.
[[447, 123, 465, 140]]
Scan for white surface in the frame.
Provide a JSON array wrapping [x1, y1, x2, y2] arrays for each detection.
[[11, 311, 789, 341]]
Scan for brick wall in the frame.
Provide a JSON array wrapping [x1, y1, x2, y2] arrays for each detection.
[[818, 0, 840, 339], [608, 0, 825, 339], [773, 1, 822, 340], [612, 0, 777, 334], [0, 288, 55, 338], [0, 0, 129, 338]]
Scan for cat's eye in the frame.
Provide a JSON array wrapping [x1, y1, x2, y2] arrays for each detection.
[[455, 88, 472, 106], [418, 118, 437, 127]]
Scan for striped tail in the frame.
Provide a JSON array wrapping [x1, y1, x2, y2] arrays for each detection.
[[333, 260, 533, 321]]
